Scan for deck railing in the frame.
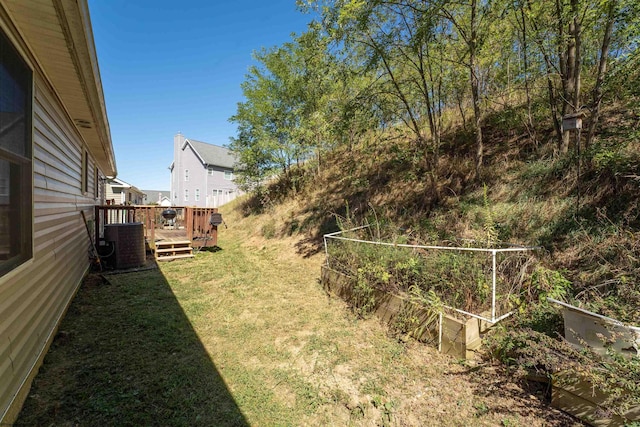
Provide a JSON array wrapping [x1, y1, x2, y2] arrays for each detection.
[[94, 205, 220, 250]]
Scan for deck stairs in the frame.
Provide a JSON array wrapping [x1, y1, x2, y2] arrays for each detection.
[[155, 240, 194, 261]]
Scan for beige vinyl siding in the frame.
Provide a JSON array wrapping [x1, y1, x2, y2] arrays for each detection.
[[105, 183, 120, 203], [0, 71, 102, 421]]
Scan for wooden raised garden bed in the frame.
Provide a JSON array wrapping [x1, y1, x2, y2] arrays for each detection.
[[548, 299, 640, 426], [552, 372, 639, 427], [321, 266, 483, 359]]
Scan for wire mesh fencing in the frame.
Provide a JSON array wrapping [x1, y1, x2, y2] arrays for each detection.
[[323, 225, 539, 324]]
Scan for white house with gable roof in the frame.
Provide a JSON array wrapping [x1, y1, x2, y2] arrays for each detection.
[[169, 133, 239, 208]]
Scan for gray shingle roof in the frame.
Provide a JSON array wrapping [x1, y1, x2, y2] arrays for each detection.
[[187, 139, 236, 169]]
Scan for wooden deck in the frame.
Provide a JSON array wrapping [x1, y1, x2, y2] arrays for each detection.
[[95, 206, 220, 261]]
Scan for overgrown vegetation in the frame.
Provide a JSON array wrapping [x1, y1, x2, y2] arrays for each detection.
[[325, 212, 537, 322], [486, 323, 640, 419]]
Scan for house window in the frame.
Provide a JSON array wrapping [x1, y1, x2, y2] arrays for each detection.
[[184, 169, 189, 181], [195, 188, 200, 201], [208, 166, 214, 176], [224, 170, 233, 180], [0, 27, 33, 277], [184, 189, 189, 201], [94, 166, 99, 198], [81, 149, 89, 193]]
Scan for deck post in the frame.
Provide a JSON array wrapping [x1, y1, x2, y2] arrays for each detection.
[[186, 207, 193, 241], [150, 207, 156, 251]]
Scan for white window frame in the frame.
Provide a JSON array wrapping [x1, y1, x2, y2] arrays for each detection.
[[195, 188, 200, 201], [184, 189, 189, 201], [184, 169, 189, 181], [0, 26, 34, 278], [0, 178, 8, 196], [224, 170, 233, 180], [81, 149, 89, 193]]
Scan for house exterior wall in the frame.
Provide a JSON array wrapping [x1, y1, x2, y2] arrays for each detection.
[[180, 142, 206, 206], [170, 134, 238, 208], [105, 181, 145, 205], [129, 190, 144, 205], [204, 165, 237, 208], [0, 75, 104, 424], [0, 7, 111, 423], [105, 184, 124, 204]]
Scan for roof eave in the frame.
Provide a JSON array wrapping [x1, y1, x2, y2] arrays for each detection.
[[2, 0, 116, 176], [182, 139, 207, 166]]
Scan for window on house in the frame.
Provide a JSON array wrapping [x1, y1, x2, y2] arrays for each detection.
[[94, 166, 99, 199], [195, 188, 200, 201], [208, 166, 213, 176], [224, 170, 233, 180], [184, 189, 189, 201], [184, 169, 189, 181], [81, 149, 89, 193], [0, 27, 33, 277]]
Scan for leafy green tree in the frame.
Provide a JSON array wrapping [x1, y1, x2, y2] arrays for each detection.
[[230, 29, 346, 189]]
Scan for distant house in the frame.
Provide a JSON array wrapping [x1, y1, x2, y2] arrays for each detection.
[[105, 177, 145, 205], [0, 1, 116, 423], [142, 189, 171, 206], [169, 133, 240, 207]]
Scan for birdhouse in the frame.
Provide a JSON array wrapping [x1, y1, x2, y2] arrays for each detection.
[[562, 112, 584, 131]]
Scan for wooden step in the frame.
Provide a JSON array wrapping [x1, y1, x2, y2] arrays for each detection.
[[154, 240, 194, 261], [156, 253, 194, 262], [155, 240, 192, 248], [156, 247, 193, 254]]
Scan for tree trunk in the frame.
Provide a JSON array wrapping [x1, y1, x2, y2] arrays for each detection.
[[527, 0, 562, 148], [572, 0, 582, 113], [457, 92, 467, 130], [518, 3, 536, 145], [545, 58, 563, 149], [586, 0, 616, 149], [470, 0, 483, 177], [560, 0, 582, 154]]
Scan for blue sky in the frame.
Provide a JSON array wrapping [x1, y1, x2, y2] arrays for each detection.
[[89, 0, 315, 190]]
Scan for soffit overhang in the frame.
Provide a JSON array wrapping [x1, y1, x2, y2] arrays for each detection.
[[2, 0, 117, 176]]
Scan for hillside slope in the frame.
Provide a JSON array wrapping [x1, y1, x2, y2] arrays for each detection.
[[239, 99, 640, 322]]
